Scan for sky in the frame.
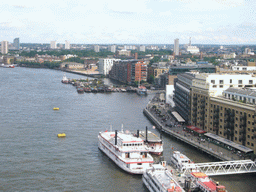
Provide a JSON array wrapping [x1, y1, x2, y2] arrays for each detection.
[[1, 0, 256, 44]]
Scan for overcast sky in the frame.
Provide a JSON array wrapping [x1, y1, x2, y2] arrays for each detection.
[[1, 0, 255, 44]]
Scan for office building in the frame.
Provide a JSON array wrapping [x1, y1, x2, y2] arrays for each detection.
[[13, 38, 20, 50], [1, 41, 8, 54], [174, 38, 179, 56], [50, 41, 57, 49], [65, 40, 70, 49]]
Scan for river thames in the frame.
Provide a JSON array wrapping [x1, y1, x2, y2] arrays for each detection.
[[0, 67, 255, 191]]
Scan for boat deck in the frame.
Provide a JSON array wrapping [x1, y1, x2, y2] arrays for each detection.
[[138, 131, 162, 142]]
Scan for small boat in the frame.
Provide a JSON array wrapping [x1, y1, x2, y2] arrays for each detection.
[[53, 107, 59, 110], [190, 172, 227, 192], [84, 87, 91, 93], [61, 74, 69, 84], [143, 162, 184, 192], [134, 129, 163, 155], [77, 87, 84, 94], [136, 86, 147, 96], [98, 128, 154, 174], [1, 64, 15, 68], [170, 151, 193, 171], [91, 87, 98, 93]]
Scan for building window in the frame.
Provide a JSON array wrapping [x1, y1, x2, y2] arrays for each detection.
[[252, 143, 254, 147], [248, 135, 250, 138], [248, 128, 250, 131], [219, 80, 224, 84], [230, 85, 233, 87], [213, 85, 217, 88], [238, 85, 243, 87], [211, 80, 215, 84], [220, 85, 223, 88], [235, 137, 237, 141], [249, 80, 253, 84], [230, 79, 232, 83], [238, 80, 243, 84], [247, 142, 250, 145]]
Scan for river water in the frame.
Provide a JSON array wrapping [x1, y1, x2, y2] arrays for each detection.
[[0, 67, 255, 192]]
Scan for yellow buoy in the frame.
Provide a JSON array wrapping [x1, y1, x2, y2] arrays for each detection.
[[53, 107, 59, 110], [57, 133, 66, 138]]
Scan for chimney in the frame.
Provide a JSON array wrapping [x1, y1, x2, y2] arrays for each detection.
[[115, 130, 118, 145]]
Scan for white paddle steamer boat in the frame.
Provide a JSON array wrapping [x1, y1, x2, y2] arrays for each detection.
[[98, 129, 154, 174]]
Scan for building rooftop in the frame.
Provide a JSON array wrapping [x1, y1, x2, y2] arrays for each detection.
[[224, 87, 256, 97]]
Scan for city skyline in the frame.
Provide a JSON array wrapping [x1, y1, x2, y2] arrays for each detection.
[[1, 0, 256, 44]]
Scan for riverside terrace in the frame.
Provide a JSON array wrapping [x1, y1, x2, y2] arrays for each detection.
[[143, 94, 254, 161]]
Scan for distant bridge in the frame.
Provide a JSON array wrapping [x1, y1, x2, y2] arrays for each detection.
[[181, 160, 256, 176]]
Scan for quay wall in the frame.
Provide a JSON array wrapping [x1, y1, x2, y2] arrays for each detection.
[[143, 108, 229, 161], [62, 69, 103, 78]]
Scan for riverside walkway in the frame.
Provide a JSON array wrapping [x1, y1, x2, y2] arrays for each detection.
[[143, 94, 252, 161]]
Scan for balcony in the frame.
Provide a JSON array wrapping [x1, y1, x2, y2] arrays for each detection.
[[213, 127, 219, 131]]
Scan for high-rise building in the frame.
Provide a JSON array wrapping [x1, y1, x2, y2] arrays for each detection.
[[139, 45, 146, 52], [65, 40, 70, 49], [108, 45, 116, 53], [1, 41, 8, 54], [50, 41, 57, 49], [13, 38, 20, 50], [94, 45, 100, 52], [174, 38, 179, 56]]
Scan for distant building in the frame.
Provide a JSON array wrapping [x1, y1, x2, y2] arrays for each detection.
[[50, 41, 57, 49], [1, 41, 8, 54], [108, 45, 116, 53], [174, 38, 179, 56], [109, 60, 147, 84], [117, 49, 131, 56], [187, 46, 200, 54], [139, 45, 146, 52], [65, 40, 70, 49], [94, 45, 100, 52], [98, 58, 120, 76], [13, 38, 20, 50]]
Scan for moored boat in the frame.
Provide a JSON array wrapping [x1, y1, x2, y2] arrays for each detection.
[[61, 73, 69, 84], [134, 128, 163, 155], [190, 172, 226, 192], [98, 129, 154, 174], [84, 87, 91, 93], [143, 162, 185, 192], [1, 64, 15, 68], [170, 151, 193, 171], [137, 86, 147, 96], [77, 87, 84, 93]]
